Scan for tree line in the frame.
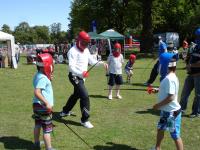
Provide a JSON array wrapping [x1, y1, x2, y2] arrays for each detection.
[[1, 0, 200, 53], [69, 0, 200, 52], [1, 22, 69, 45]]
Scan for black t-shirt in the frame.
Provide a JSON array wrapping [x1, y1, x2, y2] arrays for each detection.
[[189, 45, 200, 74]]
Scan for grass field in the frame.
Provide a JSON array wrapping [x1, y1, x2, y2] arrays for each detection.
[[0, 55, 199, 150]]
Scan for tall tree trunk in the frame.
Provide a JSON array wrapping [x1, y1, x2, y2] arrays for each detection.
[[140, 0, 153, 53]]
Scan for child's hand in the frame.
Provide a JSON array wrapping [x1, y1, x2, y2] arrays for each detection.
[[46, 103, 52, 112], [147, 86, 159, 94], [152, 88, 159, 93], [103, 62, 108, 70], [153, 103, 160, 110], [82, 71, 89, 78]]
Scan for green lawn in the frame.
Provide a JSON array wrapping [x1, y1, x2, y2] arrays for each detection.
[[0, 55, 199, 150]]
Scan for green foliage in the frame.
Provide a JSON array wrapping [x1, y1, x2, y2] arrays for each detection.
[[0, 56, 200, 150], [1, 22, 68, 44], [1, 0, 200, 50], [33, 26, 50, 44], [50, 23, 68, 44], [1, 24, 12, 34], [69, 0, 141, 34]]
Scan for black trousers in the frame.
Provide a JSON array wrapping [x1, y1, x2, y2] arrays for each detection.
[[147, 60, 159, 84], [62, 73, 90, 122]]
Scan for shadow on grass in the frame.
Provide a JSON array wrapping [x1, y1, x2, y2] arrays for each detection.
[[131, 83, 159, 88], [0, 136, 34, 150], [93, 142, 140, 150], [181, 114, 199, 118], [104, 88, 147, 91], [52, 112, 81, 127], [89, 95, 108, 99], [135, 108, 160, 116]]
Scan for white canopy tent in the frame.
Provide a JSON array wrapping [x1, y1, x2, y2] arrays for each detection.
[[0, 31, 17, 68]]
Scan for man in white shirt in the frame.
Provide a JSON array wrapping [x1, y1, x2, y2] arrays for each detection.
[[59, 31, 107, 128]]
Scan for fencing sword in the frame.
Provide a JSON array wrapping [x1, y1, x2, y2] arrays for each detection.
[[52, 113, 93, 149], [87, 60, 102, 73]]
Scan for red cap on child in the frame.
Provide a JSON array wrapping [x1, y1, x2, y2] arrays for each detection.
[[129, 54, 136, 60]]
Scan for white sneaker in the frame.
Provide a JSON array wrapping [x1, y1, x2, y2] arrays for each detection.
[[116, 94, 122, 99], [81, 121, 94, 128], [108, 95, 112, 100], [59, 111, 72, 117], [149, 146, 156, 150]]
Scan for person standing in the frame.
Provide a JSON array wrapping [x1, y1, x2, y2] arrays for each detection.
[[89, 40, 98, 61], [180, 27, 200, 117], [152, 58, 183, 150], [32, 53, 55, 150], [59, 31, 107, 128], [124, 54, 136, 83], [144, 36, 167, 86], [182, 38, 189, 60], [107, 42, 124, 100]]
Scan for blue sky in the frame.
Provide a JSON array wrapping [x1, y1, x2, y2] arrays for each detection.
[[0, 0, 72, 31]]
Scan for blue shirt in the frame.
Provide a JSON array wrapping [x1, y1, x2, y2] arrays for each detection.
[[159, 41, 167, 56], [33, 72, 54, 106], [125, 60, 133, 70], [159, 52, 175, 81]]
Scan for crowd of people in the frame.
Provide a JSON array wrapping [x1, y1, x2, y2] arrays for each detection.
[[30, 27, 200, 150]]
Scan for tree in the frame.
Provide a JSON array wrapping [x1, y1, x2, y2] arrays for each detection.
[[14, 22, 33, 44], [69, 0, 141, 38], [49, 23, 68, 44], [1, 24, 12, 34], [140, 0, 154, 53], [33, 25, 50, 43]]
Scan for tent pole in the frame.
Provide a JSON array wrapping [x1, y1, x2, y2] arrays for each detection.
[[123, 39, 125, 58], [107, 39, 112, 55]]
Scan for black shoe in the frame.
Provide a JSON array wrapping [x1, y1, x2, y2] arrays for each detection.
[[181, 110, 186, 115], [189, 113, 198, 118]]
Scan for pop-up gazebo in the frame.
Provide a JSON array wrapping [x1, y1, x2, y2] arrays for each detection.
[[0, 31, 17, 68], [88, 32, 107, 40], [100, 29, 124, 40], [100, 29, 125, 55]]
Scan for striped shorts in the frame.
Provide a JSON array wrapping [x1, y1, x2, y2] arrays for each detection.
[[33, 103, 53, 133]]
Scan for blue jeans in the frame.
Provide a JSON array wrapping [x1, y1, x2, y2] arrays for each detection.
[[192, 76, 200, 114], [180, 75, 200, 114], [180, 75, 194, 111]]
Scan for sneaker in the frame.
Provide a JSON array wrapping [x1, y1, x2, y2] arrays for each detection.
[[108, 95, 112, 100], [116, 94, 122, 99], [33, 141, 44, 149], [47, 148, 56, 150], [59, 111, 72, 117], [149, 146, 156, 150], [189, 113, 197, 118], [81, 121, 94, 128]]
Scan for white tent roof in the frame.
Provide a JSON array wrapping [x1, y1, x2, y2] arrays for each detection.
[[0, 31, 17, 68], [0, 31, 14, 41]]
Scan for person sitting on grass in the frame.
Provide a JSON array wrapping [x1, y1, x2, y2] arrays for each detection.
[[32, 53, 55, 150], [124, 54, 136, 83], [150, 58, 183, 150]]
